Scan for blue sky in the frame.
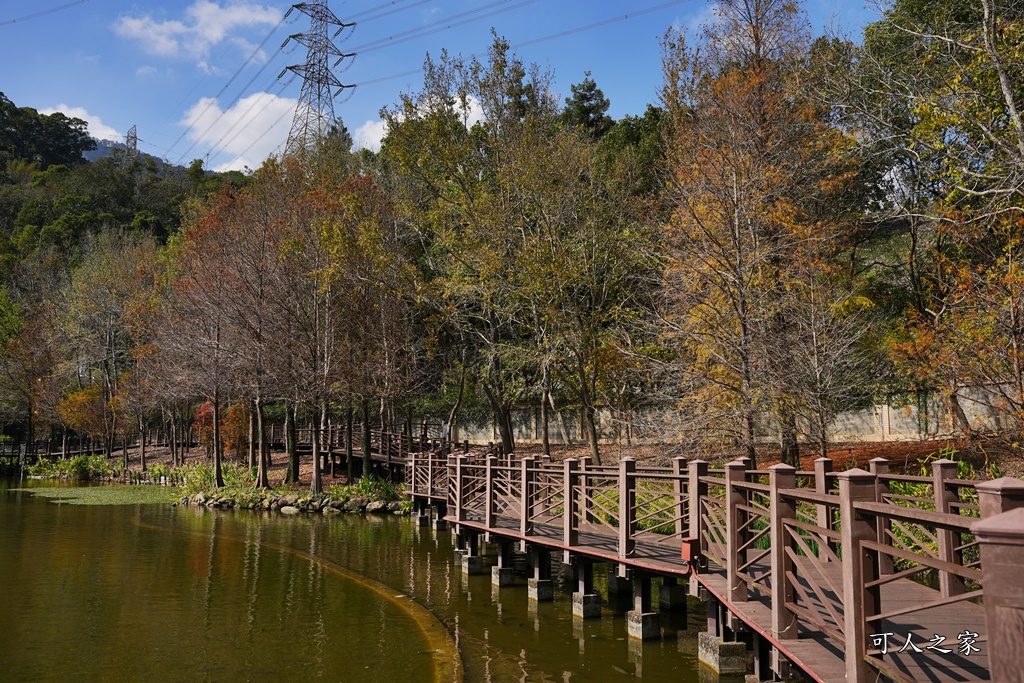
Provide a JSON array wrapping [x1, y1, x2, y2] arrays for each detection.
[[0, 0, 877, 172]]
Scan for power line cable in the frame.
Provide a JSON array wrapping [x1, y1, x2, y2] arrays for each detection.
[[353, 0, 431, 23], [1, 0, 88, 26], [166, 0, 446, 166], [166, 12, 290, 160], [205, 0, 692, 168], [207, 77, 295, 160], [354, 0, 693, 87], [350, 0, 532, 53], [155, 1, 279, 134], [174, 41, 290, 164]]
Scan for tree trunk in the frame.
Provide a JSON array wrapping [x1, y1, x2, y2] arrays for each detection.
[[255, 397, 269, 488], [213, 389, 224, 488], [139, 416, 147, 473], [541, 366, 551, 456], [446, 361, 466, 443], [779, 406, 799, 467], [742, 405, 757, 468], [169, 412, 178, 467], [362, 399, 372, 479], [583, 402, 601, 465], [346, 404, 354, 483], [311, 400, 326, 494], [248, 408, 257, 470], [948, 384, 972, 436], [285, 400, 298, 484], [547, 390, 572, 447]]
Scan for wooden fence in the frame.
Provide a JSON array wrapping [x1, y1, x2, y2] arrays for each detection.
[[405, 453, 1024, 682]]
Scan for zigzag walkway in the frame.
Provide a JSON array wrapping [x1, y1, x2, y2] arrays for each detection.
[[448, 509, 989, 683]]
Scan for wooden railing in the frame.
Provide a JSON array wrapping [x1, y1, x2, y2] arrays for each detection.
[[405, 454, 1021, 682]]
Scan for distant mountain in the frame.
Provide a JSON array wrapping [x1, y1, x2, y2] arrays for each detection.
[[82, 138, 125, 163], [82, 138, 182, 170]]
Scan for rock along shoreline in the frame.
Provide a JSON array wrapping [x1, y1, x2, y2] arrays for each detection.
[[178, 491, 410, 516]]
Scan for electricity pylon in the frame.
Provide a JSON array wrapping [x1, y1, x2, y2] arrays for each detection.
[[279, 1, 355, 157], [122, 125, 138, 168]]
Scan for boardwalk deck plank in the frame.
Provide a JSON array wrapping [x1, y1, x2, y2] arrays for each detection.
[[449, 509, 990, 683]]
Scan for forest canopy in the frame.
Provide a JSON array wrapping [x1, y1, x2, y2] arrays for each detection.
[[1, 0, 1022, 490]]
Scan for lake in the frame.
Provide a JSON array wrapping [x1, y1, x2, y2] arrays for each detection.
[[1, 479, 709, 682]]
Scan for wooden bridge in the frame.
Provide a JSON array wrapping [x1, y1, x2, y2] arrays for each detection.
[[400, 451, 1024, 683]]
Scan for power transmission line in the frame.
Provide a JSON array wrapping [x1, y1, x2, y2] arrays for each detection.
[[166, 0, 443, 167], [154, 1, 279, 136], [1, 0, 88, 26], [199, 0, 693, 169], [353, 0, 693, 87], [350, 0, 534, 53], [166, 12, 290, 162]]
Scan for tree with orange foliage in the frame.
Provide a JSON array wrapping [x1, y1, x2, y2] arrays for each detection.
[[660, 0, 861, 465]]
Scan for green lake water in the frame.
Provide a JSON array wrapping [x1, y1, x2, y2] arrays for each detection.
[[1, 479, 709, 682]]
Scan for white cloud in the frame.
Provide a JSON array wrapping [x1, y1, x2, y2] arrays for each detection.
[[39, 105, 121, 141], [112, 1, 279, 69], [672, 3, 720, 40], [180, 91, 296, 172], [353, 119, 387, 152]]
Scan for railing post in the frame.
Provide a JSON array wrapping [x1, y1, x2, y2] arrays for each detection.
[[838, 468, 879, 683], [868, 457, 893, 575], [672, 456, 687, 538], [932, 458, 965, 596], [485, 455, 497, 530], [814, 456, 835, 561], [769, 464, 797, 661], [455, 455, 467, 523], [977, 477, 1024, 518], [578, 456, 592, 524], [564, 458, 579, 548], [725, 460, 748, 602], [972, 493, 1024, 683], [689, 459, 708, 549], [426, 452, 434, 497], [520, 456, 536, 537], [618, 457, 636, 559]]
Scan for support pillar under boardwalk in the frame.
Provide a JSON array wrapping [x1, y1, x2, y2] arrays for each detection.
[[414, 499, 430, 527], [460, 532, 483, 575], [606, 568, 633, 613], [658, 576, 687, 614], [697, 633, 748, 676], [491, 541, 514, 587], [626, 574, 660, 641], [572, 560, 600, 619], [528, 548, 553, 602]]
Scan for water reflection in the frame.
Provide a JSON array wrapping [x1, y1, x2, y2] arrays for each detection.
[[3, 482, 716, 683]]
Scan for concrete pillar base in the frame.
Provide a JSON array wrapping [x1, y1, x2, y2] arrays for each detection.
[[572, 592, 601, 619], [659, 583, 688, 614], [432, 518, 448, 531], [528, 578, 553, 602], [491, 566, 514, 587], [462, 554, 483, 575], [698, 633, 747, 675], [627, 610, 661, 640], [416, 513, 430, 527]]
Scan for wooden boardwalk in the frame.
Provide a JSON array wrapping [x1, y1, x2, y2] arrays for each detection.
[[399, 451, 1021, 682]]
